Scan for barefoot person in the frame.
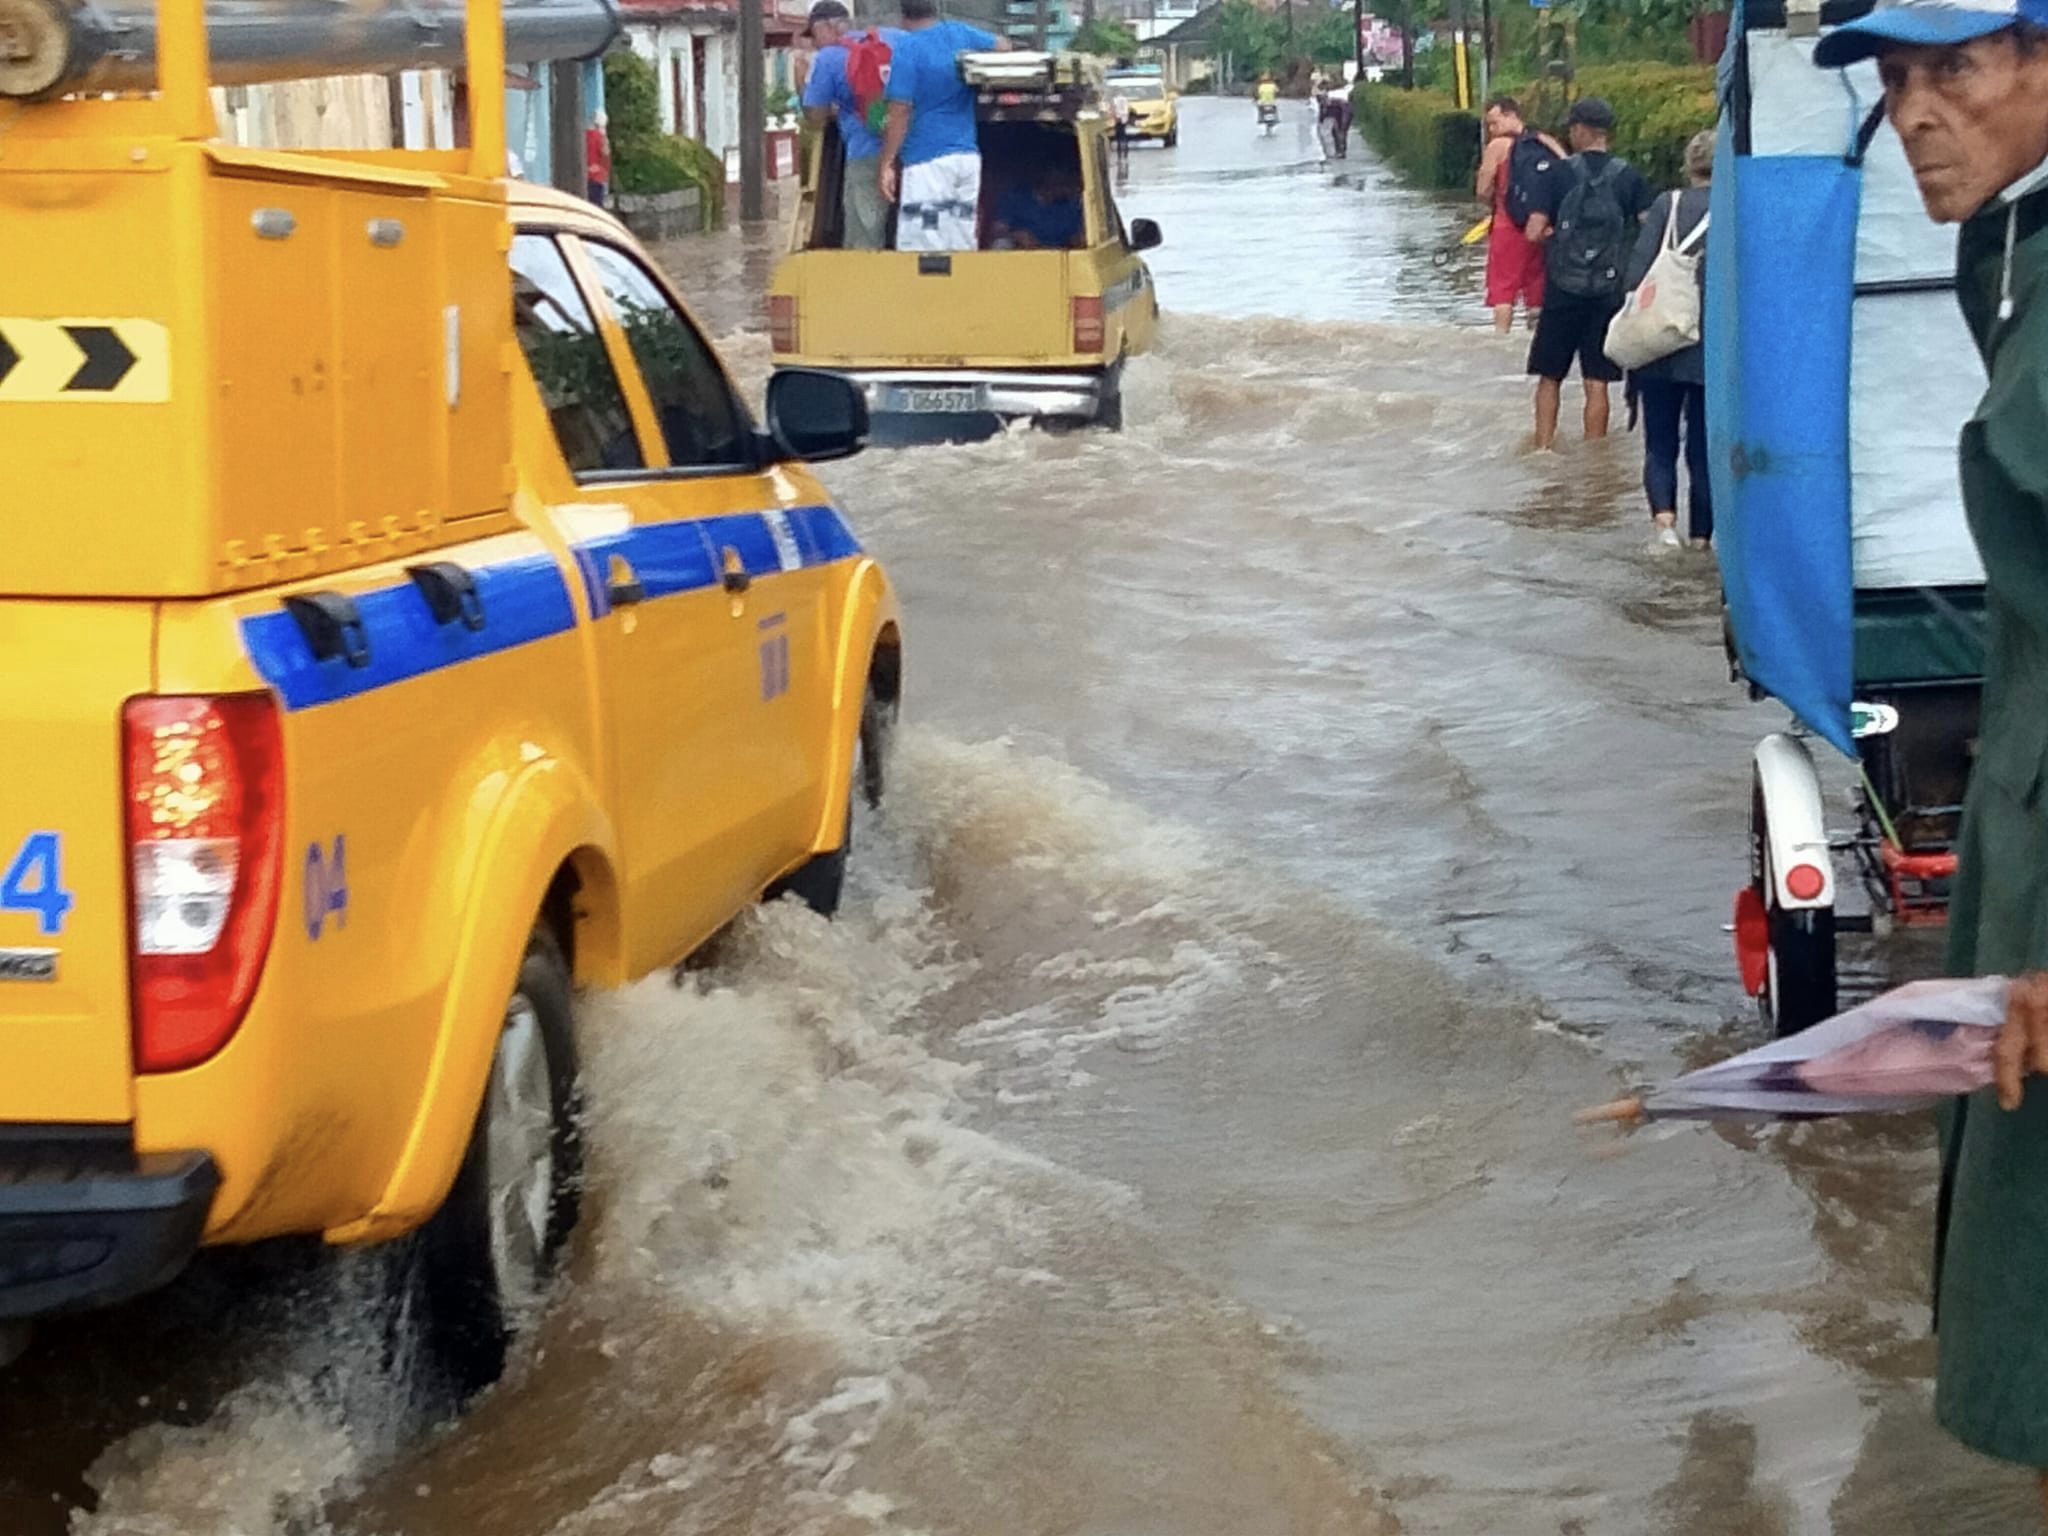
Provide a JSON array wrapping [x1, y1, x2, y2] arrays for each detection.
[[1475, 96, 1560, 334], [1814, 0, 2048, 1514], [1521, 97, 1653, 448]]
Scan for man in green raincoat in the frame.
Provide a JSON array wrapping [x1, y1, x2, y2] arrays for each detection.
[[1815, 0, 2048, 1510]]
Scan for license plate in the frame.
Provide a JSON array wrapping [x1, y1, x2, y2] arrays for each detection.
[[892, 385, 980, 414]]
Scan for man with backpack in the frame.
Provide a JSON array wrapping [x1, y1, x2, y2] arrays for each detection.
[[1476, 96, 1563, 334], [1521, 96, 1654, 449], [801, 0, 903, 249]]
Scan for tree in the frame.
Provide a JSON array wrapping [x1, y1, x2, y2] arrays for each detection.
[[1070, 14, 1141, 55], [1300, 2, 1357, 62], [1211, 0, 1282, 78]]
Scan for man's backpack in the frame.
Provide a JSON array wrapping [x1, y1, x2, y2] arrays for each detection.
[[1548, 156, 1632, 300], [1501, 130, 1553, 230], [844, 31, 893, 134]]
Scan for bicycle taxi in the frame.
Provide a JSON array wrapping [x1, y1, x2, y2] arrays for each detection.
[[1712, 0, 1989, 1034]]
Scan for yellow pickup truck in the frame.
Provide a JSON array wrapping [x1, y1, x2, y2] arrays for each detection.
[[769, 51, 1162, 435], [0, 0, 898, 1391]]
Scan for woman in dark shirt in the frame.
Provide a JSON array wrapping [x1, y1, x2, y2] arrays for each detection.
[[1626, 130, 1715, 549]]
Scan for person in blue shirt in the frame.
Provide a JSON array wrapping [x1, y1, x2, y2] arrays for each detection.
[[877, 0, 1009, 251], [800, 1, 903, 249], [991, 164, 1085, 249]]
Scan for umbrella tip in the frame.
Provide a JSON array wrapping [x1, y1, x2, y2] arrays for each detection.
[[1574, 1096, 1647, 1127]]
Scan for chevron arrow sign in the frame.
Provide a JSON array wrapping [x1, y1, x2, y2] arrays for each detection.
[[0, 318, 169, 403]]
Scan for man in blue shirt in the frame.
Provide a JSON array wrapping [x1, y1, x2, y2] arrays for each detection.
[[877, 0, 1008, 250], [991, 164, 1084, 249], [800, 1, 902, 249]]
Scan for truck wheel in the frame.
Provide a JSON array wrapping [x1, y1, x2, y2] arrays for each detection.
[[1094, 361, 1126, 432], [412, 927, 582, 1401], [773, 677, 894, 919], [1751, 779, 1838, 1038]]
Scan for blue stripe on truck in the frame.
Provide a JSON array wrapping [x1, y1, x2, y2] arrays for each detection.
[[240, 505, 864, 712]]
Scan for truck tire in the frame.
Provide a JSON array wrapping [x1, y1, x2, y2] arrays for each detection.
[[1094, 360, 1126, 432], [411, 926, 582, 1400], [773, 676, 894, 919], [1751, 778, 1838, 1038]]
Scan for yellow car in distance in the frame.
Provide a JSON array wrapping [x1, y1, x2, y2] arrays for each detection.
[[0, 0, 897, 1392], [1107, 67, 1177, 147], [770, 51, 1162, 437]]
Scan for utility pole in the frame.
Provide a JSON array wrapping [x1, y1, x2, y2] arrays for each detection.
[[549, 59, 586, 197], [1352, 0, 1363, 77], [1476, 0, 1491, 100], [1400, 0, 1412, 86], [738, 0, 765, 221], [1446, 0, 1468, 107], [1035, 0, 1049, 50]]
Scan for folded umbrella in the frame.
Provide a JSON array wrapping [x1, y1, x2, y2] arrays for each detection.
[[1579, 976, 2010, 1125]]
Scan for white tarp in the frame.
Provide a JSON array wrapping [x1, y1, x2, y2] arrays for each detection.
[[1743, 31, 1987, 589]]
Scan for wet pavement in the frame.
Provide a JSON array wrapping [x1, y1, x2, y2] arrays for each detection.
[[7, 94, 2038, 1536]]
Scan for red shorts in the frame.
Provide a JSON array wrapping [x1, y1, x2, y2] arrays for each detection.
[[1484, 216, 1547, 309]]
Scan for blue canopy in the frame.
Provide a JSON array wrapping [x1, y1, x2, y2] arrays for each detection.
[[1705, 92, 1863, 756]]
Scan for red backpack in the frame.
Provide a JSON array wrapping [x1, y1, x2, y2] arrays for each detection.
[[843, 31, 893, 133]]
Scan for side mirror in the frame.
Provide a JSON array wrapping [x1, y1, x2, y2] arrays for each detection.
[[1129, 217, 1163, 252], [765, 368, 869, 462]]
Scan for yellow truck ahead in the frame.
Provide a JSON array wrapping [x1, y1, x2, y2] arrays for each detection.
[[0, 0, 898, 1389], [769, 51, 1162, 434]]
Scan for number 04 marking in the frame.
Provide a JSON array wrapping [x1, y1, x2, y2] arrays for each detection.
[[1, 833, 75, 936]]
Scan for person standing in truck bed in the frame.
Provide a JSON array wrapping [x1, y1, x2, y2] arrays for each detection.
[[801, 0, 903, 250], [876, 0, 1009, 252]]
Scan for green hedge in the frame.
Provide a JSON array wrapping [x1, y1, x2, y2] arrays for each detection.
[[604, 51, 725, 225], [1351, 83, 1481, 189], [1356, 63, 1715, 192], [1567, 64, 1717, 187]]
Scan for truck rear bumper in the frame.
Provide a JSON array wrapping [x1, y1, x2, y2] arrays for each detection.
[[0, 1131, 218, 1319], [827, 368, 1106, 423]]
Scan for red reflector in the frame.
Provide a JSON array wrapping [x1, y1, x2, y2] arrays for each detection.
[[123, 694, 285, 1074], [1733, 887, 1768, 996], [1072, 295, 1105, 354], [1784, 862, 1827, 902], [769, 294, 798, 354]]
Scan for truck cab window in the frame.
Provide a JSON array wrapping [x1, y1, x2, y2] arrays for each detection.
[[510, 233, 644, 476], [582, 242, 753, 471]]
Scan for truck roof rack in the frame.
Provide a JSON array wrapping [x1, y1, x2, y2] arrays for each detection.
[[962, 50, 1104, 120]]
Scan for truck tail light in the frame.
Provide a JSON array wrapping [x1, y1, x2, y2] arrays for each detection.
[[123, 695, 285, 1074], [1072, 295, 1105, 354], [769, 294, 799, 354]]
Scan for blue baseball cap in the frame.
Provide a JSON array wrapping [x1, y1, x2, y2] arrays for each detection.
[[1814, 0, 2048, 66]]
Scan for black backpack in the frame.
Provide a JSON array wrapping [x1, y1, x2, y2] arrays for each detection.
[[1501, 130, 1554, 230], [1548, 156, 1632, 300]]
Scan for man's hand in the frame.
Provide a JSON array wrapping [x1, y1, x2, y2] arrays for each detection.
[[878, 100, 910, 203], [1994, 972, 2048, 1110]]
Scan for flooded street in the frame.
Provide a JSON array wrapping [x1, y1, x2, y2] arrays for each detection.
[[7, 95, 2036, 1535]]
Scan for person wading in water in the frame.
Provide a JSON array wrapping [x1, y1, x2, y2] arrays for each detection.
[[1814, 0, 2048, 1514]]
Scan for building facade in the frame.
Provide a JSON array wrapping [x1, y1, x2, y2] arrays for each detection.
[[619, 0, 807, 181]]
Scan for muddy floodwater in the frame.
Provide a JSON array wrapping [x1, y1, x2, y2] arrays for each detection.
[[5, 96, 2038, 1535]]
